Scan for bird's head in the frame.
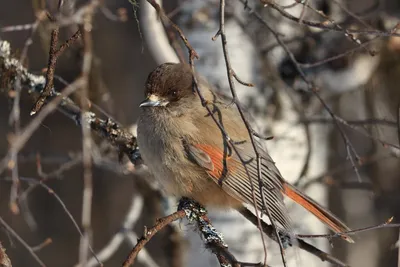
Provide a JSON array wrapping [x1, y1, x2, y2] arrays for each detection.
[[140, 63, 198, 116]]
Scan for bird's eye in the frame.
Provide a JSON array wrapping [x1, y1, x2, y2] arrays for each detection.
[[169, 90, 177, 97]]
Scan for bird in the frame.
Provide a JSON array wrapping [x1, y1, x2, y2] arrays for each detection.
[[137, 62, 353, 243], [365, 37, 400, 157]]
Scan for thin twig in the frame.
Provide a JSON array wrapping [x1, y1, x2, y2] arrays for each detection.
[[31, 22, 60, 115], [0, 216, 46, 267], [0, 77, 86, 176], [86, 195, 159, 267], [8, 10, 47, 215], [298, 216, 400, 239], [260, 0, 400, 37], [0, 40, 141, 170], [122, 210, 186, 267], [239, 208, 349, 267], [78, 4, 96, 266], [240, 0, 363, 182], [31, 28, 82, 115], [9, 177, 101, 265], [300, 152, 391, 191]]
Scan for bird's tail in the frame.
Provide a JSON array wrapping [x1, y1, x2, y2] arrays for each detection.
[[283, 183, 354, 243]]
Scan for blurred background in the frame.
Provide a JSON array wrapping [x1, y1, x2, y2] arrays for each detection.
[[0, 0, 400, 266]]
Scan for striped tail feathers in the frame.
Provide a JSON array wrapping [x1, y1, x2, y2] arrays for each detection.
[[283, 183, 354, 243]]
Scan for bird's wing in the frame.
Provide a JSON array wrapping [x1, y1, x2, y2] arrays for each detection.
[[184, 138, 293, 231], [184, 138, 354, 242]]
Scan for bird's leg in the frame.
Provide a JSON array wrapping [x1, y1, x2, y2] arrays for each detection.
[[178, 197, 208, 221], [278, 230, 293, 249]]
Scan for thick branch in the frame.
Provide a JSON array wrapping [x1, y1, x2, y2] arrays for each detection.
[[0, 41, 141, 167]]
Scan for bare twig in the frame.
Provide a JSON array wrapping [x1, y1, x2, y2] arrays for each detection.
[[260, 0, 400, 37], [0, 216, 45, 267], [240, 0, 363, 182], [77, 4, 96, 266], [86, 195, 159, 267], [31, 27, 82, 115], [301, 116, 400, 151], [296, 1, 367, 50], [8, 10, 47, 215], [31, 16, 60, 115], [239, 208, 349, 267], [0, 77, 86, 176], [298, 216, 400, 239], [3, 176, 101, 265], [0, 40, 141, 167], [1, 23, 36, 33], [122, 210, 186, 267], [301, 117, 398, 127]]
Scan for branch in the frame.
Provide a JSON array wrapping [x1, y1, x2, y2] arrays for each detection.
[[260, 0, 400, 37], [123, 198, 263, 267], [0, 40, 141, 169], [122, 210, 185, 267], [31, 28, 82, 115], [140, 0, 179, 64], [0, 242, 12, 267], [240, 0, 364, 182], [86, 195, 159, 267], [0, 216, 45, 267]]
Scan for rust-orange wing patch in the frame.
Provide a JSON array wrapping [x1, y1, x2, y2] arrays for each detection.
[[192, 144, 238, 180]]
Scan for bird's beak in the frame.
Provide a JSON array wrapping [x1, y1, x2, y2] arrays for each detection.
[[139, 94, 169, 107]]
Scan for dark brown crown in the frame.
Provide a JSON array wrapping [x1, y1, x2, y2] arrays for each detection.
[[145, 63, 194, 103]]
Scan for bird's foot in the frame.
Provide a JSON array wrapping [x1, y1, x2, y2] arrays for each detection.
[[177, 197, 207, 222]]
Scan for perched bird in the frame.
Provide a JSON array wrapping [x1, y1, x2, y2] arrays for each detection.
[[137, 62, 353, 242], [365, 37, 400, 156]]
